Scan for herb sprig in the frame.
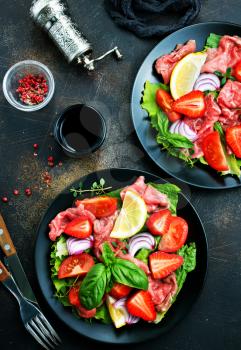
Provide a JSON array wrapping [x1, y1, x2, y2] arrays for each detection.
[[215, 68, 235, 86], [70, 178, 112, 198]]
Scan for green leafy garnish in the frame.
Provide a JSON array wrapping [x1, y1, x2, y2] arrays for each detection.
[[94, 304, 112, 324], [214, 67, 236, 86], [70, 178, 112, 198], [141, 81, 169, 129], [50, 236, 74, 306], [79, 243, 148, 310], [148, 182, 181, 215], [135, 248, 151, 264], [111, 258, 148, 290], [141, 81, 195, 166], [80, 263, 107, 310], [205, 33, 222, 49]]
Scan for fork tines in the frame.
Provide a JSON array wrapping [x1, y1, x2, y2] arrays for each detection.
[[26, 313, 61, 350]]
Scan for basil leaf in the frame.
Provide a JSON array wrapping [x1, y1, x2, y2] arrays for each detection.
[[94, 304, 112, 324], [80, 264, 107, 310], [111, 258, 148, 290], [102, 242, 116, 265], [105, 266, 114, 293]]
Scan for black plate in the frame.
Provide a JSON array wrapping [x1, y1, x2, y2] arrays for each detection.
[[35, 168, 207, 344], [131, 22, 241, 189]]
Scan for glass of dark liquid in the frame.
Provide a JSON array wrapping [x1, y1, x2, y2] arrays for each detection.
[[54, 104, 107, 157]]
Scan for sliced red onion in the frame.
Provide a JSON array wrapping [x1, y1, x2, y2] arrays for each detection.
[[67, 236, 94, 255], [129, 233, 155, 257], [194, 73, 220, 91], [114, 298, 140, 325], [169, 120, 180, 134], [182, 122, 198, 141]]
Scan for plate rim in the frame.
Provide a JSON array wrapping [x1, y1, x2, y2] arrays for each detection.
[[131, 21, 241, 190], [34, 167, 208, 344]]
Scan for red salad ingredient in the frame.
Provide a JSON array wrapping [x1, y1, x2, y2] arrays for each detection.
[[58, 253, 94, 279], [156, 89, 181, 122], [172, 91, 206, 118], [158, 216, 188, 252], [109, 283, 132, 299], [201, 35, 241, 74], [233, 60, 241, 82], [149, 251, 183, 279], [155, 40, 196, 84], [146, 209, 172, 236], [126, 290, 156, 321], [226, 125, 241, 158], [148, 273, 177, 312], [49, 204, 95, 241], [16, 74, 48, 105], [13, 189, 20, 196], [202, 131, 229, 171], [1, 197, 8, 203], [64, 216, 92, 239], [25, 188, 32, 196], [75, 196, 118, 218], [69, 285, 81, 307]]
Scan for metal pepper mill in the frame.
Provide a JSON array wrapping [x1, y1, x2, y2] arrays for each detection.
[[30, 0, 123, 71]]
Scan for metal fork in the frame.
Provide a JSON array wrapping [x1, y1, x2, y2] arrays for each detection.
[[0, 260, 61, 349]]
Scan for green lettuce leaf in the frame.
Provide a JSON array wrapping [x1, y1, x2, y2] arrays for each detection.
[[50, 236, 74, 306], [205, 33, 222, 49], [141, 81, 169, 130], [154, 243, 196, 324], [148, 182, 181, 214], [135, 248, 151, 264], [94, 304, 112, 324]]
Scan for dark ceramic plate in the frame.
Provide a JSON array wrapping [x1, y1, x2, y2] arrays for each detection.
[[35, 168, 207, 344], [131, 22, 241, 189]]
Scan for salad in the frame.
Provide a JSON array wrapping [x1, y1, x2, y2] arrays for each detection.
[[49, 176, 196, 328], [141, 33, 241, 177]]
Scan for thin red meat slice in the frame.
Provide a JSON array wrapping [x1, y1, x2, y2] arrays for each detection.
[[93, 210, 119, 257], [117, 251, 150, 275], [217, 80, 241, 129], [49, 204, 95, 241], [121, 177, 169, 213], [120, 176, 147, 200], [201, 35, 241, 74], [155, 40, 196, 84], [148, 273, 177, 312]]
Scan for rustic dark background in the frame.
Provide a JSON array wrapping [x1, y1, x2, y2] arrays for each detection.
[[0, 0, 240, 349]]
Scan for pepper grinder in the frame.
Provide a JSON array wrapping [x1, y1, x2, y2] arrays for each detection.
[[30, 0, 123, 71]]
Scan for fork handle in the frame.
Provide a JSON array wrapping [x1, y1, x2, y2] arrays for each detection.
[[0, 214, 16, 256], [0, 260, 10, 282]]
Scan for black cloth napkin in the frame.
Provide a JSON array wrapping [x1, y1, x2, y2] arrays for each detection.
[[106, 0, 202, 38]]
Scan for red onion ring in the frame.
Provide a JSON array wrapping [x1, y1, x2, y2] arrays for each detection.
[[67, 236, 94, 255], [129, 233, 155, 257]]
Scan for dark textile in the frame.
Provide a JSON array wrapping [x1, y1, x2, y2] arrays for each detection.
[[106, 0, 201, 38]]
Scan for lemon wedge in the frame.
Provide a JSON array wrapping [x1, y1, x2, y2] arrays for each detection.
[[106, 296, 126, 328], [170, 52, 207, 100], [110, 190, 147, 239]]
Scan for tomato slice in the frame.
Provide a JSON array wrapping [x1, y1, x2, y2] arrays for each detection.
[[109, 282, 132, 299], [64, 215, 92, 239], [156, 88, 182, 122], [226, 125, 241, 158], [146, 209, 172, 236], [58, 253, 95, 279], [172, 90, 205, 118], [158, 216, 188, 252], [75, 196, 118, 218], [202, 131, 229, 171], [233, 61, 241, 82], [69, 285, 81, 307]]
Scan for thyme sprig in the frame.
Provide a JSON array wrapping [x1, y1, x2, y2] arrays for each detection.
[[70, 178, 112, 198], [215, 68, 236, 86]]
